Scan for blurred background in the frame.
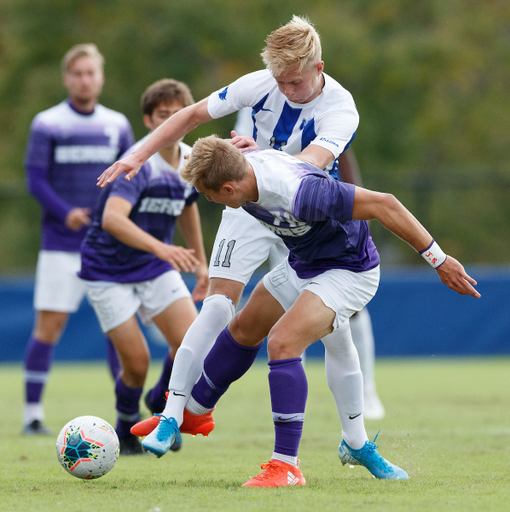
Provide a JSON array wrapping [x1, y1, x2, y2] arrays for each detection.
[[1, 0, 509, 360]]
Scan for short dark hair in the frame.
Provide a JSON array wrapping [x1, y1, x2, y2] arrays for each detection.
[[141, 79, 194, 116]]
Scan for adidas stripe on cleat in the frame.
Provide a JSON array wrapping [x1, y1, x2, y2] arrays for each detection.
[[242, 459, 306, 488]]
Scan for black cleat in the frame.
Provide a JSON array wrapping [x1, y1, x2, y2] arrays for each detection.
[[119, 433, 147, 455], [22, 419, 52, 436]]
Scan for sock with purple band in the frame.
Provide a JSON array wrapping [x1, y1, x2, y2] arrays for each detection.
[[269, 358, 308, 457], [191, 328, 262, 409], [115, 376, 142, 438], [24, 337, 54, 403]]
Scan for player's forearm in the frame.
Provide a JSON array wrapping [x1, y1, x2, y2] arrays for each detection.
[[27, 167, 73, 221], [368, 193, 433, 253], [131, 99, 212, 164], [294, 145, 335, 170], [102, 211, 161, 255]]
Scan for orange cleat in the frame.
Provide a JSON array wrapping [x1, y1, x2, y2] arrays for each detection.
[[242, 460, 306, 488], [131, 415, 159, 437], [130, 408, 215, 438], [180, 408, 215, 437]]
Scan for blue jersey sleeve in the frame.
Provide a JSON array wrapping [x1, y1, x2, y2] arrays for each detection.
[[293, 175, 355, 223]]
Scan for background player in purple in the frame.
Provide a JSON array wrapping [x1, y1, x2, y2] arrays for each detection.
[[23, 44, 134, 435], [142, 136, 480, 486], [79, 79, 209, 454]]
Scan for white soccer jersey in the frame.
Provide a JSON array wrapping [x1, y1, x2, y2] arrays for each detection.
[[207, 69, 359, 164]]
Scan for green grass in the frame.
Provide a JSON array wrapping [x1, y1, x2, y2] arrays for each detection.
[[1, 358, 510, 511]]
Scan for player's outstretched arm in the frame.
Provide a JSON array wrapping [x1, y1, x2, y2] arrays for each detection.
[[97, 99, 213, 188], [352, 187, 481, 298]]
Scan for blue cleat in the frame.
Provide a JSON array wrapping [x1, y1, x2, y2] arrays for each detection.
[[338, 432, 409, 480], [141, 414, 182, 458]]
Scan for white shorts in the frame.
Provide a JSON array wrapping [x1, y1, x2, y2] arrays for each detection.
[[263, 260, 380, 331], [83, 270, 191, 333], [209, 207, 288, 285], [34, 250, 86, 313]]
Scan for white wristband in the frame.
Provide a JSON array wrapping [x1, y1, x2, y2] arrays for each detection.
[[419, 240, 447, 268]]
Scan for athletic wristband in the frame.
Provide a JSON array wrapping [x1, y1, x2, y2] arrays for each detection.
[[419, 240, 447, 269]]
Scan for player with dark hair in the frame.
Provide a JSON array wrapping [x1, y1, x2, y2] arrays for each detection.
[[23, 44, 134, 435], [79, 79, 208, 454], [145, 135, 479, 486]]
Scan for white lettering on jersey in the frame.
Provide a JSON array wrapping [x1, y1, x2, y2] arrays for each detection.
[[138, 197, 186, 216], [256, 219, 311, 237], [269, 210, 299, 227], [104, 125, 120, 148], [54, 145, 118, 164]]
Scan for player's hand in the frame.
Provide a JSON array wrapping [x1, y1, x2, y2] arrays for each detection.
[[191, 264, 209, 302], [154, 243, 201, 273], [97, 154, 143, 188], [229, 130, 259, 153], [436, 256, 481, 298], [65, 207, 92, 231]]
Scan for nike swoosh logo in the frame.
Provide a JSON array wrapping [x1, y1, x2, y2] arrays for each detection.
[[277, 415, 298, 422], [259, 107, 272, 112], [172, 392, 186, 397], [349, 413, 361, 420]]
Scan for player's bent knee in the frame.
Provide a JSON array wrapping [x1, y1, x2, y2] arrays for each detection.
[[207, 279, 244, 307], [267, 331, 299, 360]]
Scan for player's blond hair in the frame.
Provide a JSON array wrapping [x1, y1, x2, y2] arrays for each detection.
[[261, 15, 322, 76], [181, 135, 248, 192], [61, 44, 104, 75]]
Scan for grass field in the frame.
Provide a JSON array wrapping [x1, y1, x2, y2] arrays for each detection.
[[1, 358, 509, 511]]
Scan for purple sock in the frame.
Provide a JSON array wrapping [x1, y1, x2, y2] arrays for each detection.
[[24, 337, 54, 403], [268, 358, 308, 457], [149, 352, 174, 411], [106, 336, 120, 380], [115, 376, 142, 438], [191, 328, 262, 409]]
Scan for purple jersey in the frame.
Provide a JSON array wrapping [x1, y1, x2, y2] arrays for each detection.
[[25, 100, 134, 252], [79, 140, 199, 283], [242, 150, 380, 278]]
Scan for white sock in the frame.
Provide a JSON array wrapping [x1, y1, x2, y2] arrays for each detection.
[[322, 322, 368, 450], [23, 403, 44, 425], [271, 452, 298, 467], [350, 307, 377, 396], [185, 395, 213, 416], [162, 294, 235, 425]]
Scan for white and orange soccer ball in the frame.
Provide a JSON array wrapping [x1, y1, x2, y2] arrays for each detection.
[[56, 415, 119, 479]]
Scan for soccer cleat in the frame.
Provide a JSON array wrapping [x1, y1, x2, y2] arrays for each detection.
[[363, 392, 386, 420], [22, 419, 52, 436], [338, 432, 409, 480], [131, 407, 215, 438], [119, 433, 146, 455], [242, 459, 306, 488], [142, 415, 182, 458]]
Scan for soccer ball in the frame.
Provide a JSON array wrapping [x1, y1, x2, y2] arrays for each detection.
[[56, 415, 119, 479]]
